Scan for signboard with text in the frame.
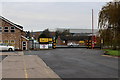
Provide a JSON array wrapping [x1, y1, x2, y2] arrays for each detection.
[[40, 38, 49, 42], [40, 44, 48, 49]]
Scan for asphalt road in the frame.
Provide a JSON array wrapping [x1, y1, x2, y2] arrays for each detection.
[[0, 51, 19, 62], [24, 48, 118, 78], [0, 55, 7, 62]]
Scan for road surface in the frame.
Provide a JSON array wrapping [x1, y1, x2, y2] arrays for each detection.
[[24, 48, 119, 78]]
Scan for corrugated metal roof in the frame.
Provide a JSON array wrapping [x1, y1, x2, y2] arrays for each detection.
[[70, 29, 98, 33], [56, 28, 99, 34]]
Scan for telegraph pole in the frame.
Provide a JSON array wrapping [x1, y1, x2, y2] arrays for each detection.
[[92, 9, 94, 49]]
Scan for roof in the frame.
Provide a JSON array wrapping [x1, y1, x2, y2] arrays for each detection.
[[70, 29, 98, 34], [73, 33, 92, 36], [56, 28, 99, 34], [21, 35, 29, 41], [60, 35, 90, 41], [0, 16, 23, 30], [33, 31, 43, 33]]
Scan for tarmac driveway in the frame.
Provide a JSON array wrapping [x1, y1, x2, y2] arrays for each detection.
[[24, 48, 119, 78]]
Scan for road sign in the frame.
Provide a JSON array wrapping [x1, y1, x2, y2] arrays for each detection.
[[49, 38, 53, 41], [39, 38, 56, 49], [40, 38, 48, 42], [79, 41, 85, 43], [40, 44, 48, 49]]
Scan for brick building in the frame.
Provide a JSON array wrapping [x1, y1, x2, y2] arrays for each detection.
[[0, 16, 29, 50]]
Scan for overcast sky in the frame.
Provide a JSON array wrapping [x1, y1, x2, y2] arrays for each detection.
[[1, 2, 107, 31]]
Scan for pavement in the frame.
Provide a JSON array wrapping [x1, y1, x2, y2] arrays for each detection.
[[0, 52, 8, 62], [24, 48, 119, 78], [1, 52, 60, 78], [0, 51, 23, 62], [0, 51, 24, 56]]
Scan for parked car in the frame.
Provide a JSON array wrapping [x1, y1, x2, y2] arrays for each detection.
[[0, 43, 15, 51], [67, 42, 79, 47]]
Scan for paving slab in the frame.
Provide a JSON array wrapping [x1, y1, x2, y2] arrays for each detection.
[[2, 55, 60, 78], [2, 56, 25, 78], [0, 61, 2, 79]]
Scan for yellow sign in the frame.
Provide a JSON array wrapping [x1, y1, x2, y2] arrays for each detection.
[[53, 43, 56, 45], [89, 40, 92, 42], [40, 38, 48, 42], [79, 41, 84, 43], [89, 43, 92, 45], [49, 38, 53, 41]]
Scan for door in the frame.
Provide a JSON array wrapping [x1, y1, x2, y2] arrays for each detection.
[[22, 41, 27, 50]]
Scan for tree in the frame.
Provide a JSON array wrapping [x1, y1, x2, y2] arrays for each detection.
[[55, 29, 71, 40], [39, 29, 50, 38], [25, 31, 31, 39], [55, 29, 71, 45], [61, 29, 71, 36], [98, 1, 120, 49], [99, 2, 120, 29], [55, 30, 62, 39]]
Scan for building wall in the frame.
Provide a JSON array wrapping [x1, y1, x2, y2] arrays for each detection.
[[0, 18, 25, 50], [56, 36, 66, 45]]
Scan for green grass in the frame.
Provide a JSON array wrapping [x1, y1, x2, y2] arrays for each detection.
[[103, 49, 120, 56]]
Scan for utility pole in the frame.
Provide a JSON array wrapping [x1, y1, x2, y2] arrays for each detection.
[[92, 9, 94, 49]]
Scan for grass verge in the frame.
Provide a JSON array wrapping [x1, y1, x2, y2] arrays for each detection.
[[103, 49, 120, 56]]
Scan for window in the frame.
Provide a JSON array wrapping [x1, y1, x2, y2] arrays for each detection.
[[4, 27, 9, 32], [0, 43, 4, 46], [10, 27, 15, 32], [4, 27, 8, 29], [11, 27, 15, 29], [10, 40, 15, 46], [10, 40, 15, 44], [0, 40, 2, 43], [0, 27, 2, 32], [4, 40, 9, 44]]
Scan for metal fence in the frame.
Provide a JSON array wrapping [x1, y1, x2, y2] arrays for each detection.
[[29, 41, 40, 50], [29, 41, 53, 50]]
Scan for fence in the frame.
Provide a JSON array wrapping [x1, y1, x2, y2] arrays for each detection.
[[29, 41, 40, 50], [29, 40, 53, 50]]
